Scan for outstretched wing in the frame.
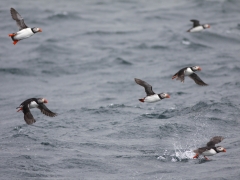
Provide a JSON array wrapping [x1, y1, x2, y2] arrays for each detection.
[[189, 73, 208, 86], [135, 78, 155, 96], [207, 136, 224, 148], [10, 8, 28, 30], [190, 19, 200, 27], [193, 147, 210, 154], [22, 105, 36, 125], [38, 103, 57, 117]]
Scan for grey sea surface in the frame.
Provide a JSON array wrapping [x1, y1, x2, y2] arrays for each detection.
[[1, 0, 240, 179]]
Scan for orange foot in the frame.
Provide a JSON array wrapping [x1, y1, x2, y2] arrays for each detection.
[[9, 33, 16, 37], [172, 75, 177, 79], [204, 156, 210, 160], [17, 107, 23, 112], [13, 40, 19, 45], [193, 154, 199, 159]]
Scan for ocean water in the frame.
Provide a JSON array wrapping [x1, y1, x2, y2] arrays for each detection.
[[1, 0, 240, 179]]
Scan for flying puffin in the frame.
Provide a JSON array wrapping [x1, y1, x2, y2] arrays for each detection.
[[193, 136, 226, 160], [9, 8, 42, 45], [187, 19, 210, 32], [172, 66, 208, 86], [134, 78, 170, 103], [16, 98, 57, 125]]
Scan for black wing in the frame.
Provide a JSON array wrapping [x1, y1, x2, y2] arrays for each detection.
[[38, 103, 57, 117], [172, 67, 186, 82], [190, 19, 200, 27], [135, 78, 155, 96], [22, 105, 36, 125], [10, 8, 28, 30], [207, 136, 224, 148], [189, 73, 208, 86], [193, 147, 211, 154]]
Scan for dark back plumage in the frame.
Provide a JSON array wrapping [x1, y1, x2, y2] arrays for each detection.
[[18, 98, 38, 107]]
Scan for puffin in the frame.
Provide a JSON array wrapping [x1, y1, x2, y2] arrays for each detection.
[[193, 136, 226, 160], [172, 66, 208, 86], [16, 98, 57, 125], [9, 8, 42, 45], [187, 19, 210, 32], [134, 78, 170, 103]]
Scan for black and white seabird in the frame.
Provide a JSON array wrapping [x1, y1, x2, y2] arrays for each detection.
[[193, 136, 226, 160], [187, 19, 210, 32], [134, 78, 170, 103], [172, 66, 208, 86], [16, 98, 57, 125], [9, 8, 42, 45]]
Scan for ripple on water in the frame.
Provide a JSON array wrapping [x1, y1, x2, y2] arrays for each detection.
[[158, 123, 193, 138], [47, 12, 80, 20], [84, 30, 138, 35], [0, 68, 35, 76], [114, 57, 132, 65]]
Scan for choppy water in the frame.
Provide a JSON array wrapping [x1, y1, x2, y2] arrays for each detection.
[[1, 0, 240, 179]]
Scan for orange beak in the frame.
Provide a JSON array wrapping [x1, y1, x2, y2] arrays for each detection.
[[166, 94, 170, 98], [43, 99, 48, 103], [223, 149, 226, 152], [198, 67, 202, 71], [208, 25, 210, 28], [39, 28, 42, 32]]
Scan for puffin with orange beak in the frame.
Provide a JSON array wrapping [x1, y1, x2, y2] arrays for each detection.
[[193, 136, 226, 160], [135, 78, 170, 103], [16, 98, 57, 125], [9, 8, 42, 45], [172, 66, 208, 86], [187, 19, 210, 33]]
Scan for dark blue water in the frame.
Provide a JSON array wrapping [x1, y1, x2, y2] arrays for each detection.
[[1, 0, 240, 179]]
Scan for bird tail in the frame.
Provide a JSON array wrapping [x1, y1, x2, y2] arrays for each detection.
[[139, 99, 144, 102]]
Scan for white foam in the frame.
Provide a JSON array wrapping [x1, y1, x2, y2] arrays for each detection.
[[174, 150, 195, 160]]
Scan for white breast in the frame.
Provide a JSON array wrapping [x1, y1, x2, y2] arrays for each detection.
[[144, 94, 160, 103], [184, 67, 193, 76], [202, 149, 217, 156], [29, 101, 38, 109], [189, 26, 204, 32], [14, 28, 34, 40]]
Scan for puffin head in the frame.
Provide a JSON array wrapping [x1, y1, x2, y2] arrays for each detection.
[[37, 98, 48, 104], [191, 66, 202, 71], [159, 93, 170, 99], [216, 146, 226, 153], [32, 27, 42, 33], [203, 24, 210, 29]]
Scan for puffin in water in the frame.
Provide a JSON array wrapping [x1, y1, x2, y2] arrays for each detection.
[[187, 19, 210, 32], [9, 8, 42, 45], [134, 78, 170, 103], [16, 98, 57, 125], [172, 66, 208, 86], [193, 136, 226, 160]]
